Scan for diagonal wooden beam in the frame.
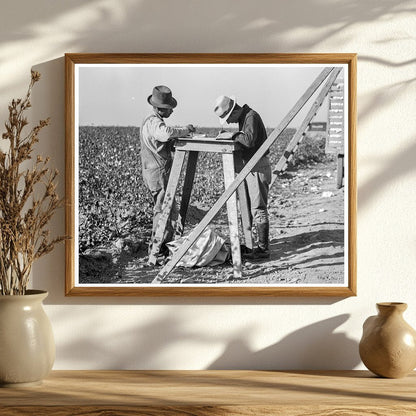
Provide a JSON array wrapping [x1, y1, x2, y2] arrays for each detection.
[[152, 67, 335, 284], [270, 67, 342, 187]]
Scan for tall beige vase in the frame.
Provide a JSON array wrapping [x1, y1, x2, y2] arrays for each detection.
[[0, 290, 55, 387], [359, 302, 416, 378]]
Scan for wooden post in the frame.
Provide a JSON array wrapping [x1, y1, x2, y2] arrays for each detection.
[[222, 153, 242, 279], [179, 151, 199, 229], [234, 153, 253, 250]]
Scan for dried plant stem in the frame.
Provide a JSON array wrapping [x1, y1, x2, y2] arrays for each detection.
[[0, 71, 65, 295]]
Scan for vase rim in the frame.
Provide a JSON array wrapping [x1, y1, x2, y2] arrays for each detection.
[[0, 289, 48, 301], [377, 302, 407, 311]]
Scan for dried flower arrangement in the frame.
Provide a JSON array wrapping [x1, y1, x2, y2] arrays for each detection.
[[0, 71, 65, 295]]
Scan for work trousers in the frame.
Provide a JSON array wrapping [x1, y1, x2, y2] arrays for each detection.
[[151, 186, 179, 254], [245, 156, 271, 226], [142, 162, 178, 255]]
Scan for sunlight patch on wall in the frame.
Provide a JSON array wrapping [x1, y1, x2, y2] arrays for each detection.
[[242, 18, 275, 31], [0, 0, 140, 101]]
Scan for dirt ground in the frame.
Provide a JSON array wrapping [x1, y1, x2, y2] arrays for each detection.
[[80, 158, 345, 286]]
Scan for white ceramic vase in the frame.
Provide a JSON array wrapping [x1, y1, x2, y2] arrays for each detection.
[[0, 290, 55, 387]]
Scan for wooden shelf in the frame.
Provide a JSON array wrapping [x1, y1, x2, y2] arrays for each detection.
[[1, 370, 415, 415]]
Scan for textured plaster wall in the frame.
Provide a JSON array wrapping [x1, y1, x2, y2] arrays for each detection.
[[0, 0, 415, 370]]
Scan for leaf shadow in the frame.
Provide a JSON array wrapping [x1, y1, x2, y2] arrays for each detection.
[[207, 314, 360, 370]]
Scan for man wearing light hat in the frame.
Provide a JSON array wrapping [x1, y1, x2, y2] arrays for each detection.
[[141, 85, 195, 263], [214, 95, 272, 259]]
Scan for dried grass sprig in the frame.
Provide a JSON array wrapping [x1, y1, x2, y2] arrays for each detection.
[[0, 71, 66, 295]]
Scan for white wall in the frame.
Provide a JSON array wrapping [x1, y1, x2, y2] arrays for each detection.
[[1, 0, 415, 370]]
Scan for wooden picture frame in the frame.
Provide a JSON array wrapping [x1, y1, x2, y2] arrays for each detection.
[[65, 53, 356, 296]]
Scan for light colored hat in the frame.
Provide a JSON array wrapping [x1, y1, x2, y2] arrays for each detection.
[[214, 95, 236, 125]]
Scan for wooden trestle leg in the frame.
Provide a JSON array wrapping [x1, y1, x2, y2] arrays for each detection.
[[222, 153, 242, 279], [234, 153, 253, 251], [179, 151, 199, 230]]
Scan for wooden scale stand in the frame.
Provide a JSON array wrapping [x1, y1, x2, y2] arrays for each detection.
[[148, 136, 254, 280]]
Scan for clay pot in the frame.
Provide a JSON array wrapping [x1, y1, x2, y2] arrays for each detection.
[[0, 290, 55, 387], [359, 302, 416, 378]]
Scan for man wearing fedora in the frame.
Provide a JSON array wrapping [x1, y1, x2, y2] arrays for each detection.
[[214, 95, 272, 259], [141, 85, 195, 263]]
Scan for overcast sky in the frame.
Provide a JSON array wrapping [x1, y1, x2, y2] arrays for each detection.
[[77, 64, 345, 128]]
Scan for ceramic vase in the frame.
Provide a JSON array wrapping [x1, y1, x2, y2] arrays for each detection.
[[0, 290, 55, 387], [359, 302, 416, 378]]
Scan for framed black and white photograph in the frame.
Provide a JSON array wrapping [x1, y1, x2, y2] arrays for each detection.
[[65, 53, 356, 296]]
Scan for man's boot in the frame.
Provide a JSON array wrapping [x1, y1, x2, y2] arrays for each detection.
[[255, 222, 270, 258], [243, 223, 270, 260]]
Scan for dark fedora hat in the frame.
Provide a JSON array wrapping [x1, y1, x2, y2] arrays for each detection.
[[147, 85, 177, 109]]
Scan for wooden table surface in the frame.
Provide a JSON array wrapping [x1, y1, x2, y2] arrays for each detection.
[[1, 370, 415, 415]]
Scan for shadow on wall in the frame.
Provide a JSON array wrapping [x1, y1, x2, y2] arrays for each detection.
[[53, 305, 359, 370], [0, 0, 414, 96], [54, 310, 213, 369], [1, 1, 413, 50], [207, 314, 360, 370], [358, 138, 416, 210], [30, 57, 67, 300]]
